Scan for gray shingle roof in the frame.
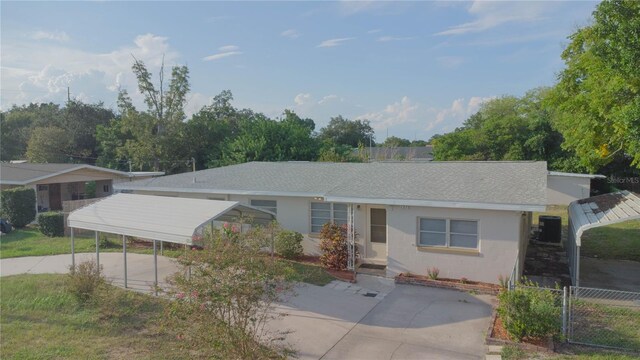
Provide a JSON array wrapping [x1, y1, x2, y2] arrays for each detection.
[[116, 161, 548, 210], [0, 163, 129, 184]]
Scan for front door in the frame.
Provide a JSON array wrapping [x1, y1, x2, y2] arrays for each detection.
[[48, 183, 62, 211], [366, 207, 387, 262]]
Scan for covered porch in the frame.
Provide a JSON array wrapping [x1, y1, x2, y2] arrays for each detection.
[[67, 193, 276, 293]]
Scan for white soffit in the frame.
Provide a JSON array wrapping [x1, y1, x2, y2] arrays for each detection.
[[67, 193, 275, 245]]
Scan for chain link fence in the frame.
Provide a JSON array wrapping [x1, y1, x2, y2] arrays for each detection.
[[569, 286, 640, 351], [511, 284, 640, 352]]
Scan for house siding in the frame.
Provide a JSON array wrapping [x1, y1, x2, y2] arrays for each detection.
[[547, 175, 591, 205], [386, 206, 523, 284]]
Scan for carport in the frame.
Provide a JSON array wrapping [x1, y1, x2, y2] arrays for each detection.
[[567, 191, 640, 286], [67, 193, 275, 292]]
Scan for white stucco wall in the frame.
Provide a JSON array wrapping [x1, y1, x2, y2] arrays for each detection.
[[131, 189, 526, 283], [386, 206, 524, 284], [547, 175, 591, 205], [132, 190, 367, 255]]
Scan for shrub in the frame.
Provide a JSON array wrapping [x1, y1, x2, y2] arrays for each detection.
[[0, 187, 36, 228], [275, 230, 304, 259], [38, 211, 64, 237], [497, 285, 561, 341], [427, 266, 439, 280], [319, 223, 358, 271], [166, 220, 294, 358], [67, 259, 106, 305]]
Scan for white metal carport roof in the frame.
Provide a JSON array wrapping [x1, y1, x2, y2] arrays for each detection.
[[567, 191, 640, 286], [68, 193, 276, 245], [67, 193, 276, 292]]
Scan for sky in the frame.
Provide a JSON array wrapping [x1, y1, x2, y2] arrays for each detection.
[[1, 1, 599, 142]]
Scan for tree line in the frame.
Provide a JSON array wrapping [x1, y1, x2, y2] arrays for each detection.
[[1, 0, 638, 177]]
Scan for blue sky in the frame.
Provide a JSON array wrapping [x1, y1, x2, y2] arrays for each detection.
[[1, 1, 598, 141]]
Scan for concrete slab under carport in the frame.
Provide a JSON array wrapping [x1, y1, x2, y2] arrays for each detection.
[[579, 257, 640, 292], [271, 282, 494, 360]]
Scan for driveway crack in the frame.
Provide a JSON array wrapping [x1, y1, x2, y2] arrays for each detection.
[[318, 298, 385, 359]]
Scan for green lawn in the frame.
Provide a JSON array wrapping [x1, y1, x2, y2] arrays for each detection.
[[581, 220, 640, 262], [534, 206, 640, 262], [0, 227, 184, 259], [0, 274, 189, 359], [284, 259, 336, 286]]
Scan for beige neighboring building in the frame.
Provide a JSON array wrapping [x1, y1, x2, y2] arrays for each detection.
[[115, 161, 548, 284], [0, 163, 163, 213], [547, 171, 606, 205]]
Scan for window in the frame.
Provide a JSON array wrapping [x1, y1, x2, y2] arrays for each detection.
[[310, 202, 347, 233], [103, 185, 110, 193], [250, 199, 277, 215], [419, 218, 478, 249]]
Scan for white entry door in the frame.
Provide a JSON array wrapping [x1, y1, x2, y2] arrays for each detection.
[[366, 207, 387, 262]]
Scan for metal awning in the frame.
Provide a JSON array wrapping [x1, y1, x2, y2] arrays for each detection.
[[67, 193, 276, 292], [68, 193, 276, 245], [567, 191, 640, 286]]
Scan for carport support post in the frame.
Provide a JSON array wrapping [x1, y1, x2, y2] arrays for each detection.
[[562, 286, 568, 339], [575, 246, 580, 289], [123, 234, 127, 288], [71, 228, 75, 268], [153, 240, 158, 296], [95, 231, 100, 268]]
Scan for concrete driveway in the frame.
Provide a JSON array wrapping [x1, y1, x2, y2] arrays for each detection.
[[1, 255, 493, 358], [271, 278, 494, 360], [0, 253, 180, 292]]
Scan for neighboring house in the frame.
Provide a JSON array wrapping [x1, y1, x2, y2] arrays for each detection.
[[547, 171, 606, 206], [352, 146, 433, 161], [115, 161, 548, 284], [0, 163, 163, 213]]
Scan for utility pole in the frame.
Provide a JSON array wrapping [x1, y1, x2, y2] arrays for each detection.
[[191, 157, 196, 172], [128, 160, 132, 173], [67, 87, 71, 103]]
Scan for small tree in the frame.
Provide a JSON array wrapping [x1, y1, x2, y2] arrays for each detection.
[[165, 223, 294, 358], [0, 187, 36, 228], [319, 223, 358, 271]]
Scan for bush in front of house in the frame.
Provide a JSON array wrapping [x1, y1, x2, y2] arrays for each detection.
[[0, 187, 36, 228], [67, 259, 107, 305], [38, 211, 65, 237], [275, 230, 304, 259], [319, 223, 358, 271], [497, 284, 561, 341]]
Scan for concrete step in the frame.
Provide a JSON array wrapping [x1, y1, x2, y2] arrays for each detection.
[[485, 355, 502, 360], [487, 345, 503, 354]]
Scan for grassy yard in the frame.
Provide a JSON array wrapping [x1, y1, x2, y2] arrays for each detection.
[[534, 206, 640, 262], [0, 227, 184, 259], [284, 259, 336, 286], [0, 274, 188, 359]]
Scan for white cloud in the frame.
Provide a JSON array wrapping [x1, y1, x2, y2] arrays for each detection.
[[318, 94, 339, 105], [437, 56, 465, 69], [377, 36, 413, 42], [203, 45, 242, 61], [338, 1, 389, 15], [425, 96, 494, 132], [317, 37, 355, 48], [1, 33, 181, 110], [294, 93, 311, 105], [281, 29, 301, 39], [436, 1, 551, 36], [357, 96, 419, 130], [31, 30, 70, 42]]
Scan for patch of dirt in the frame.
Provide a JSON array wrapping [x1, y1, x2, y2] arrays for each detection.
[[523, 241, 572, 288]]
